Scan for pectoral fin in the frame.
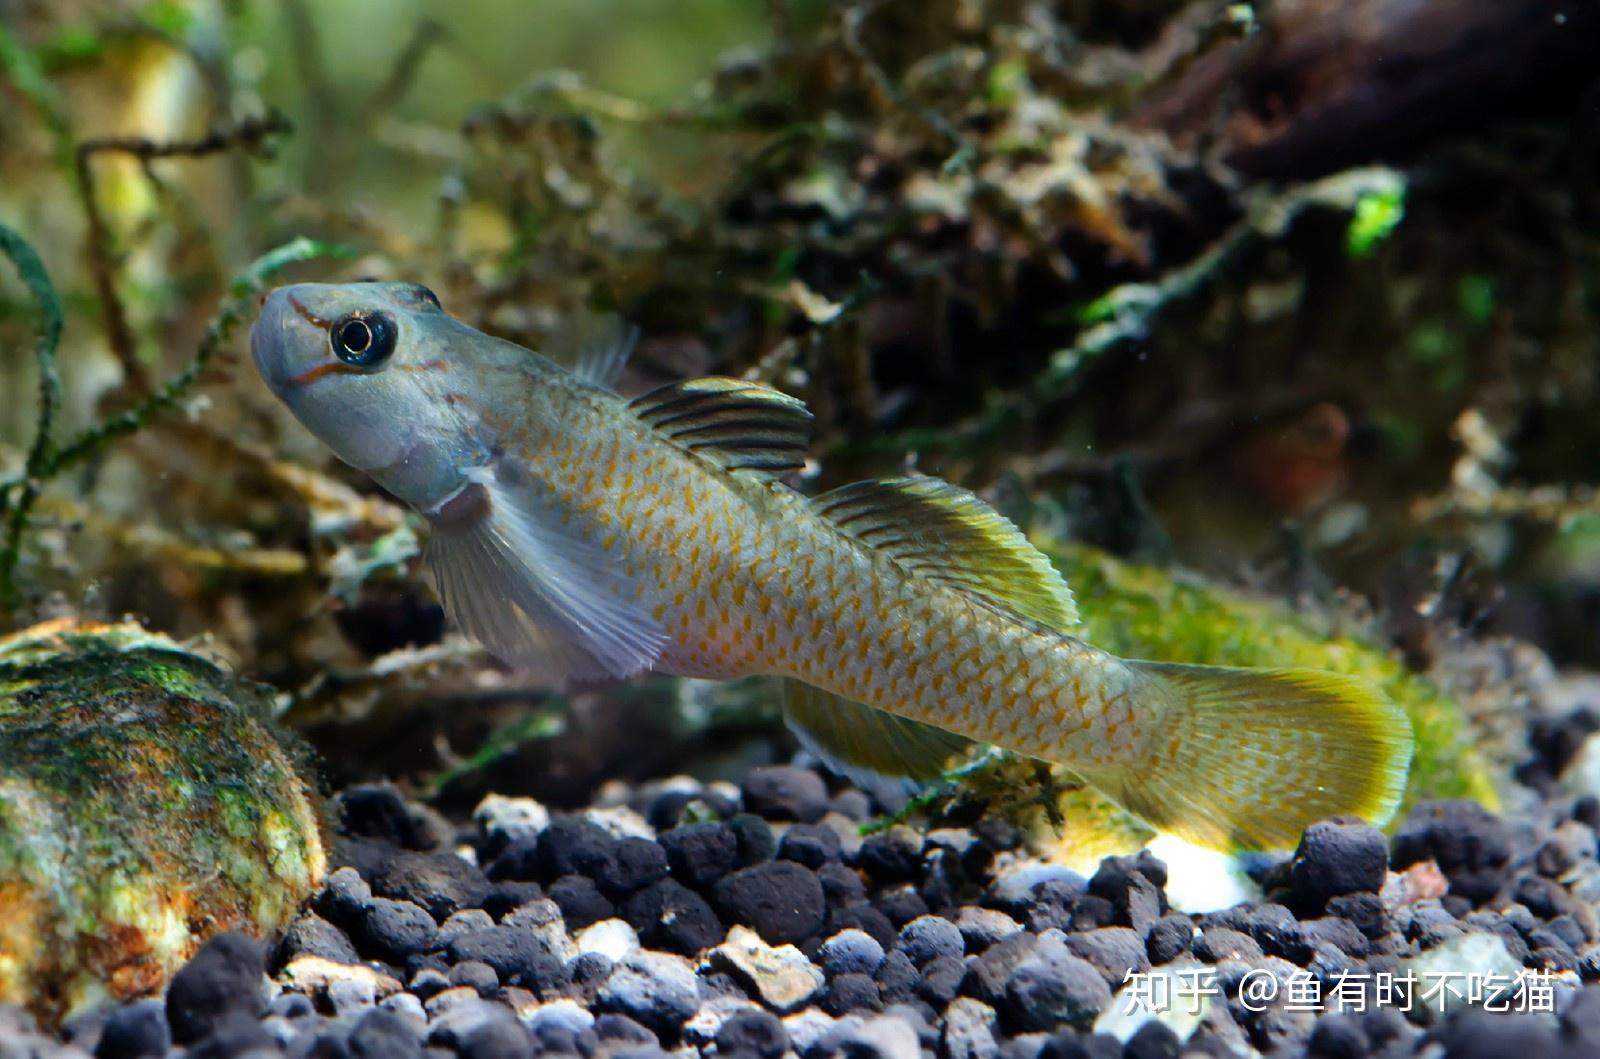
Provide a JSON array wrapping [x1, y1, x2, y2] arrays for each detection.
[[426, 466, 667, 681]]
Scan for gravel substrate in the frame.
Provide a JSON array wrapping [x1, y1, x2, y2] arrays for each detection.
[[13, 720, 1600, 1059]]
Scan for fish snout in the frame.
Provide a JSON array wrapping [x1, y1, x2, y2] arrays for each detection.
[[250, 286, 306, 398]]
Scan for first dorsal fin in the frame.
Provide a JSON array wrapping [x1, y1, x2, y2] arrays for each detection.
[[783, 679, 977, 787], [547, 312, 638, 390], [811, 477, 1078, 631], [629, 376, 813, 479]]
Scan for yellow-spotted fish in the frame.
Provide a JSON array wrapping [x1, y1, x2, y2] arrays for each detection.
[[251, 282, 1413, 851]]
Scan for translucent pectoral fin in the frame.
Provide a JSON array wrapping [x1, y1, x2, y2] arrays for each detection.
[[426, 476, 667, 681], [782, 679, 978, 788]]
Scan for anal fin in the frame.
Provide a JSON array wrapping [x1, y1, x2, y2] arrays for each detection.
[[783, 679, 977, 786]]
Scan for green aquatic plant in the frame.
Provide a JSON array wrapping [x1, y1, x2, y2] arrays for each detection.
[[0, 225, 352, 612]]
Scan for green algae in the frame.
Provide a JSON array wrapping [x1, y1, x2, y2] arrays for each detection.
[[0, 620, 326, 1028]]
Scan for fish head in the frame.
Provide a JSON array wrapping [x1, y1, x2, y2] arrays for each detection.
[[251, 281, 478, 479]]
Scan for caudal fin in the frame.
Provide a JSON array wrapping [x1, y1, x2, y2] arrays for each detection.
[[1085, 661, 1413, 852]]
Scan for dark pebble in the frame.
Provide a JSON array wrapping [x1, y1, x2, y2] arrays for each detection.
[[1292, 819, 1390, 910], [715, 1008, 788, 1059], [1039, 1031, 1122, 1059], [919, 955, 966, 1007], [1088, 854, 1166, 935], [336, 783, 432, 850], [828, 901, 899, 951], [741, 766, 829, 822], [1145, 915, 1194, 965], [875, 884, 931, 926], [780, 823, 843, 868], [538, 817, 620, 883], [1068, 894, 1116, 933], [900, 914, 965, 965], [623, 878, 725, 955], [1063, 927, 1150, 989], [824, 972, 883, 1015], [488, 839, 542, 883], [599, 837, 671, 898], [275, 911, 360, 969], [728, 813, 777, 865], [349, 1007, 424, 1059], [267, 992, 313, 1018], [713, 860, 826, 945], [1021, 878, 1086, 934], [570, 951, 615, 996], [94, 1000, 170, 1059], [1193, 925, 1264, 964], [446, 927, 565, 992], [449, 960, 502, 995], [456, 1012, 536, 1059], [857, 831, 923, 885], [1123, 1020, 1181, 1059], [183, 1012, 274, 1059], [595, 1014, 657, 1045], [831, 790, 872, 821], [359, 897, 440, 963], [659, 821, 741, 888], [1326, 892, 1390, 941], [876, 949, 922, 1004], [820, 929, 886, 976], [1002, 949, 1111, 1032], [1306, 1012, 1367, 1059], [483, 880, 545, 919], [818, 861, 867, 907], [164, 933, 265, 1045], [1424, 1010, 1560, 1059], [550, 873, 617, 930], [1515, 875, 1579, 921], [371, 849, 492, 923], [1391, 800, 1512, 905], [313, 866, 374, 932], [965, 933, 1041, 1004]]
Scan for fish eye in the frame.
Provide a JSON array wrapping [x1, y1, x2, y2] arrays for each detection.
[[331, 312, 397, 367]]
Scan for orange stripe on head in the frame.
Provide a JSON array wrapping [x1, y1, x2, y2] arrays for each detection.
[[287, 361, 365, 387], [288, 294, 335, 331]]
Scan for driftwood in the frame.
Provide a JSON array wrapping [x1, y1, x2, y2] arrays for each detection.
[[1133, 0, 1600, 177]]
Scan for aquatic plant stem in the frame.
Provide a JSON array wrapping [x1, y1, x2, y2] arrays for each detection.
[[0, 234, 353, 613]]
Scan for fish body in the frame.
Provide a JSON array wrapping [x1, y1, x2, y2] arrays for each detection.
[[252, 282, 1413, 850]]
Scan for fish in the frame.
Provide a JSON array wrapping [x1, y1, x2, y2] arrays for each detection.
[[250, 281, 1414, 851]]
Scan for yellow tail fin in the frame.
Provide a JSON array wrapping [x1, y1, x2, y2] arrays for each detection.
[[1086, 662, 1413, 852]]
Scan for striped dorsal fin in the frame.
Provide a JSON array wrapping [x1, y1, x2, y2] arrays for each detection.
[[629, 376, 813, 480], [810, 477, 1078, 631]]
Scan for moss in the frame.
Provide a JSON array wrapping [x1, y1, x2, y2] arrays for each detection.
[[0, 620, 326, 1028]]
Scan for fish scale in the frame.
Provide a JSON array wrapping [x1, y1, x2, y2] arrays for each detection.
[[251, 281, 1414, 852], [525, 411, 1174, 776]]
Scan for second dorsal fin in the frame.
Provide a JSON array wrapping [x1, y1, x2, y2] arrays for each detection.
[[811, 477, 1078, 631], [629, 376, 813, 479]]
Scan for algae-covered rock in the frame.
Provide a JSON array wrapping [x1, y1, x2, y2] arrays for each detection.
[[0, 620, 326, 1026]]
